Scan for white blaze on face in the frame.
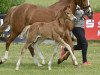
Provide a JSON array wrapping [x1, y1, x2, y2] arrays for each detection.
[[87, 0, 92, 12]]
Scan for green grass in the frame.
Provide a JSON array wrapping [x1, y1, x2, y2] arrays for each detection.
[[0, 43, 100, 75], [90, 0, 100, 12], [25, 0, 58, 7], [25, 0, 100, 12]]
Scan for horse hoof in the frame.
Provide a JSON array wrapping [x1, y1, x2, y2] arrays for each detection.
[[0, 61, 3, 64], [57, 59, 62, 64], [38, 63, 43, 67], [16, 67, 19, 70], [48, 66, 51, 70], [42, 60, 45, 65]]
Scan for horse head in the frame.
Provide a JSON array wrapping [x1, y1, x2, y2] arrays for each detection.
[[76, 0, 93, 19], [55, 5, 77, 24]]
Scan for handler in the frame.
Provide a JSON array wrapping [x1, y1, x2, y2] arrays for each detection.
[[60, 5, 91, 65]]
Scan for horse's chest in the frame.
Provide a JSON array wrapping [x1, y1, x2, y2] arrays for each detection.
[[54, 26, 64, 35]]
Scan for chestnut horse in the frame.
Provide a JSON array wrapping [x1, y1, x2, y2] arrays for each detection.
[[16, 7, 78, 70], [0, 0, 93, 64]]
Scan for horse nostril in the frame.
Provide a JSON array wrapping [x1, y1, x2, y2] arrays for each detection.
[[87, 11, 89, 14]]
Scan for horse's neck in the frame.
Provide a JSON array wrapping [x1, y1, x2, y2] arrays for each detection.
[[49, 0, 67, 11], [65, 19, 74, 30], [49, 0, 76, 14], [67, 0, 76, 14], [56, 18, 66, 30]]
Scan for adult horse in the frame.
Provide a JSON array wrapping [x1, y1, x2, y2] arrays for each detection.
[[0, 0, 93, 64]]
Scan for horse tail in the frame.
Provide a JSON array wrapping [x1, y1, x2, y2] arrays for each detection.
[[19, 25, 31, 39]]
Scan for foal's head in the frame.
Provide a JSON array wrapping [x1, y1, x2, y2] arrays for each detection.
[[56, 5, 77, 25], [64, 6, 77, 21]]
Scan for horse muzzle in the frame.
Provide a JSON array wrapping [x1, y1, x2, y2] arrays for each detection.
[[85, 9, 94, 19]]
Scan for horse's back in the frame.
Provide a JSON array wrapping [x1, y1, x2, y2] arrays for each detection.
[[11, 3, 55, 29], [26, 6, 56, 25]]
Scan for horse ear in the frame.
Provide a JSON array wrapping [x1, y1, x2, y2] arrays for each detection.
[[62, 4, 71, 12], [62, 6, 67, 11]]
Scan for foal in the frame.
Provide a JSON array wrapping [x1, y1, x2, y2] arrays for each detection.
[[16, 7, 78, 70]]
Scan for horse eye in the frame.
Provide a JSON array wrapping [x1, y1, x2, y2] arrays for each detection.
[[67, 13, 69, 14]]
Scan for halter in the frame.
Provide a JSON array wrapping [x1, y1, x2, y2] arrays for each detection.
[[78, 0, 93, 19], [79, 0, 90, 10]]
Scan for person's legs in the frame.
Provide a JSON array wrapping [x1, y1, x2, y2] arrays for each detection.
[[59, 27, 90, 65], [59, 27, 81, 58], [73, 27, 89, 63], [72, 27, 82, 50]]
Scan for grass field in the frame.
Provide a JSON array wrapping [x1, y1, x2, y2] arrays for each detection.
[[0, 42, 100, 75], [25, 0, 100, 12]]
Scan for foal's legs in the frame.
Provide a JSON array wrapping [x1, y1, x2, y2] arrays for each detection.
[[29, 44, 43, 67], [28, 45, 35, 57], [18, 25, 36, 60], [0, 31, 20, 64], [16, 43, 30, 70], [58, 37, 78, 66], [53, 32, 78, 66], [16, 32, 38, 70], [33, 39, 45, 65], [48, 43, 59, 70], [58, 30, 74, 64], [33, 44, 45, 65], [16, 43, 42, 70]]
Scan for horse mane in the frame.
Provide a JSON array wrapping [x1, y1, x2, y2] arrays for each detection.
[[55, 10, 67, 29]]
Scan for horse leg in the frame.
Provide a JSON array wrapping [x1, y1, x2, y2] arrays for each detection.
[[16, 31, 40, 70], [16, 43, 30, 70], [28, 45, 35, 57], [58, 37, 78, 66], [0, 31, 19, 64], [29, 44, 43, 67], [54, 33, 78, 66], [58, 30, 74, 64], [16, 43, 42, 70], [33, 39, 45, 65], [33, 44, 45, 65], [48, 43, 59, 70], [58, 52, 70, 64], [18, 25, 35, 58]]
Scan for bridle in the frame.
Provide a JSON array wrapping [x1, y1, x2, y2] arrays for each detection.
[[79, 0, 90, 10], [78, 0, 93, 19]]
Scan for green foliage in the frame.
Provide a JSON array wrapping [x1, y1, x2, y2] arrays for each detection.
[[0, 0, 25, 14]]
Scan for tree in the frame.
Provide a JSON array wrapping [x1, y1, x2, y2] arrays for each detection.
[[0, 0, 25, 14]]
